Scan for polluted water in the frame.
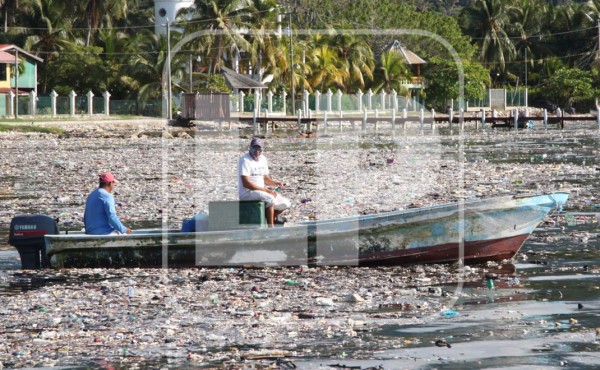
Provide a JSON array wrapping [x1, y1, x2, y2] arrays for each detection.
[[0, 120, 599, 368]]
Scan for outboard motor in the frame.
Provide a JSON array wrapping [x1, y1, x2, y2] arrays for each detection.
[[9, 215, 58, 269]]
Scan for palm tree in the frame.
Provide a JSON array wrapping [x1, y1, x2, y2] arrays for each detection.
[[0, 0, 28, 32], [77, 0, 131, 46], [22, 0, 78, 93], [576, 0, 600, 68], [125, 31, 169, 102], [508, 0, 552, 86], [305, 35, 348, 92], [371, 51, 410, 95], [245, 0, 277, 77], [329, 29, 374, 92], [461, 0, 517, 74], [184, 0, 254, 74]]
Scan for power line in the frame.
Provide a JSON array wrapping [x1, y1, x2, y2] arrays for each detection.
[[470, 25, 597, 40], [502, 50, 595, 65], [2, 7, 278, 32]]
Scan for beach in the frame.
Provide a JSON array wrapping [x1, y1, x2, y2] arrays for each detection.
[[1, 119, 599, 368]]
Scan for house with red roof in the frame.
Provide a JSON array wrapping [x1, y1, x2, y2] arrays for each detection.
[[0, 44, 43, 115]]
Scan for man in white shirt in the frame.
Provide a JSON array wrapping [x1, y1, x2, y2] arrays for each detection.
[[238, 137, 291, 227]]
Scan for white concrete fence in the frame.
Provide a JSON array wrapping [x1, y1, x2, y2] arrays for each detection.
[[6, 90, 112, 117], [235, 88, 424, 116]]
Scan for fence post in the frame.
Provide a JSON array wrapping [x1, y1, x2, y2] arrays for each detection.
[[303, 89, 309, 115], [315, 90, 321, 113], [367, 88, 373, 111], [69, 91, 77, 116], [239, 91, 245, 114], [29, 90, 36, 116], [253, 109, 258, 135], [381, 90, 386, 111], [7, 91, 14, 117], [253, 89, 260, 115], [362, 109, 367, 131], [323, 111, 328, 130], [297, 110, 302, 132], [326, 89, 333, 113], [431, 109, 436, 130], [459, 108, 464, 131], [263, 108, 269, 132], [419, 108, 424, 132], [556, 107, 563, 129], [596, 105, 600, 130], [336, 90, 343, 117], [448, 107, 453, 131], [356, 89, 363, 111], [402, 108, 407, 130], [392, 108, 396, 132], [391, 89, 398, 112], [480, 108, 485, 129], [87, 91, 94, 116], [281, 91, 287, 115], [513, 108, 518, 130], [267, 90, 273, 113], [50, 90, 58, 117], [103, 91, 111, 116]]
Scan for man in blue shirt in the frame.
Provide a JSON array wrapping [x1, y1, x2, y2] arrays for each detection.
[[84, 172, 132, 235]]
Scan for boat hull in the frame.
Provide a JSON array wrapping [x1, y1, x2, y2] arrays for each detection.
[[44, 192, 569, 268]]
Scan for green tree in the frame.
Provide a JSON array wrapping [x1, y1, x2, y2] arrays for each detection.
[[78, 0, 131, 46], [245, 0, 278, 75], [124, 31, 169, 102], [329, 28, 374, 92], [194, 73, 232, 93], [184, 0, 253, 73], [97, 28, 134, 99], [371, 51, 410, 95], [46, 43, 110, 95], [460, 0, 517, 75], [542, 67, 595, 108], [423, 57, 491, 110], [305, 34, 348, 92], [507, 0, 552, 87], [22, 0, 77, 94]]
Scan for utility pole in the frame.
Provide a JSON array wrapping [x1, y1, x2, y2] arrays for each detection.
[[525, 47, 528, 107], [189, 54, 193, 92], [166, 19, 172, 120], [14, 49, 18, 118], [524, 48, 527, 89], [289, 13, 294, 115]]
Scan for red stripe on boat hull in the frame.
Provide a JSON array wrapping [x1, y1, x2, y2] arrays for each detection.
[[359, 234, 530, 266]]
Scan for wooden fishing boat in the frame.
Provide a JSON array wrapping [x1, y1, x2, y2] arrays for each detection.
[[39, 192, 568, 268]]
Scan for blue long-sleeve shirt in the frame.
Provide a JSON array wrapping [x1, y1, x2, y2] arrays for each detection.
[[84, 188, 127, 235]]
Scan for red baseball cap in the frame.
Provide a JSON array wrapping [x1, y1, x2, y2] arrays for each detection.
[[99, 172, 118, 183]]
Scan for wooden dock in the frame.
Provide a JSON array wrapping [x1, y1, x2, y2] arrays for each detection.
[[238, 112, 599, 132]]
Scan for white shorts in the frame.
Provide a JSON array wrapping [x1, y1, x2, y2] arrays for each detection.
[[240, 191, 291, 211]]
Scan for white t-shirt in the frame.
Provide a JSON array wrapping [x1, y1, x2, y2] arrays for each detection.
[[238, 152, 269, 198]]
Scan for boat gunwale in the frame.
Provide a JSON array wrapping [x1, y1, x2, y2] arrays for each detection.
[[45, 192, 567, 243]]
